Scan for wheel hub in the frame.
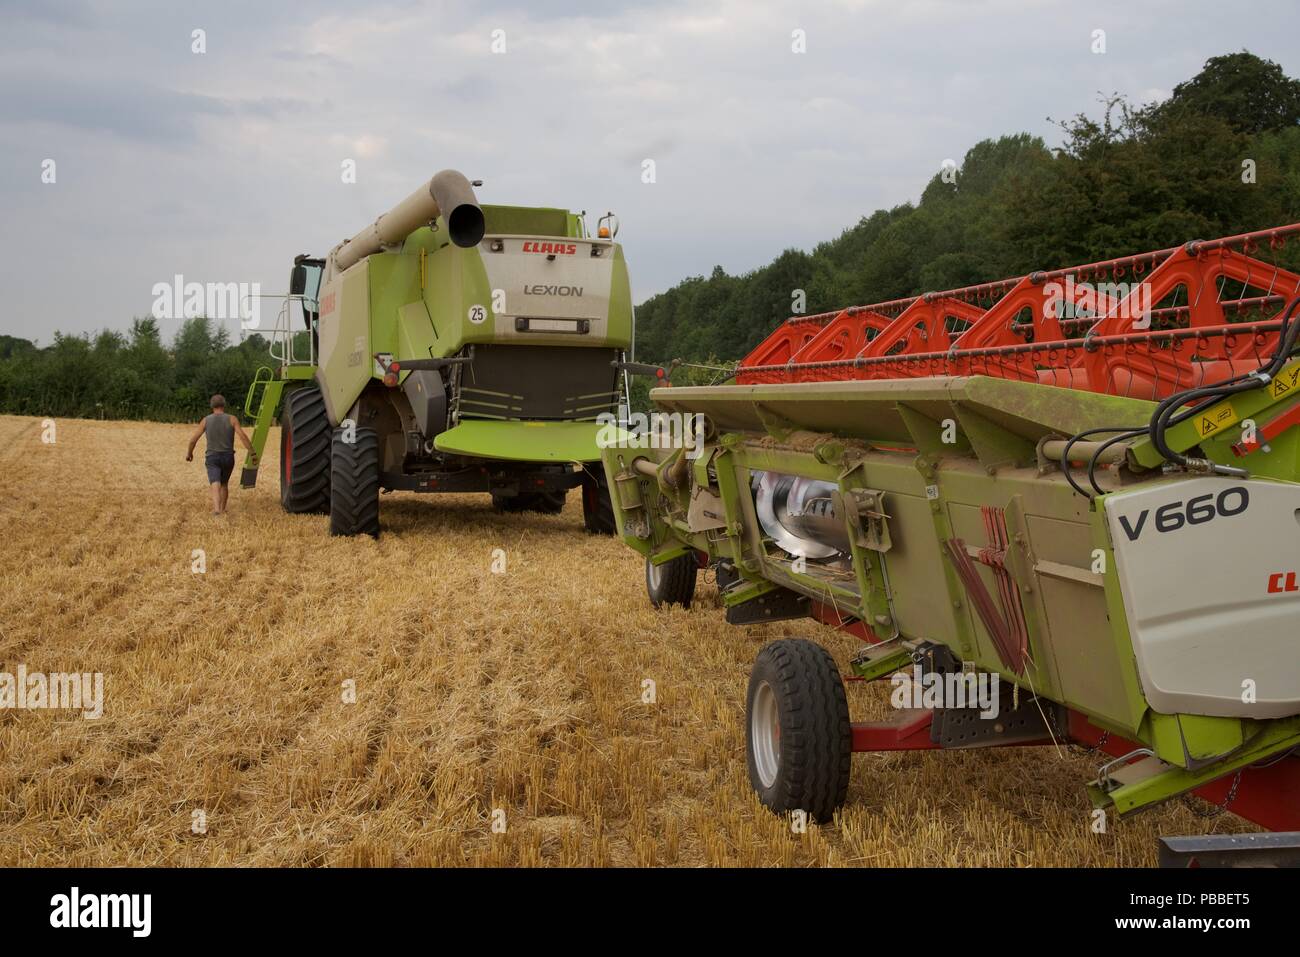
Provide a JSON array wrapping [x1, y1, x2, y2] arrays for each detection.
[[751, 680, 781, 789]]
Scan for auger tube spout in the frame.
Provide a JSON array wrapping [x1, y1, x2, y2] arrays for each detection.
[[330, 169, 484, 273]]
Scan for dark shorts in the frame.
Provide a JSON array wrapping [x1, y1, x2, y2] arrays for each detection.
[[205, 451, 235, 485]]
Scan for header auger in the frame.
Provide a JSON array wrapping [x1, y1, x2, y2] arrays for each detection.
[[604, 223, 1300, 865]]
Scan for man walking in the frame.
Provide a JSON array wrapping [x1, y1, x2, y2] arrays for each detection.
[[186, 395, 253, 515]]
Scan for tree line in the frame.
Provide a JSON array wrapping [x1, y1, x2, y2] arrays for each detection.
[[0, 318, 274, 422]]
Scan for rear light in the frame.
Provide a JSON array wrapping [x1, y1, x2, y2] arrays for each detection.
[[383, 372, 398, 388]]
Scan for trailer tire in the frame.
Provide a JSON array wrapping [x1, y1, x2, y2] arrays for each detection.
[[645, 553, 697, 608], [746, 639, 852, 824], [329, 427, 380, 538], [492, 489, 566, 514], [581, 467, 616, 535], [279, 386, 331, 514]]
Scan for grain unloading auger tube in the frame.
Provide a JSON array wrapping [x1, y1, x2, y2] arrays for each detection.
[[603, 287, 1300, 864], [238, 168, 651, 537]]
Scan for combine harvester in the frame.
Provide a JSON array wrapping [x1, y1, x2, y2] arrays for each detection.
[[602, 224, 1300, 865], [240, 169, 651, 536]]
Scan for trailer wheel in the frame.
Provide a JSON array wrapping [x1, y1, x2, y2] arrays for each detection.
[[279, 386, 331, 514], [492, 490, 566, 514], [746, 639, 852, 823], [581, 467, 616, 535], [645, 553, 697, 608], [329, 427, 380, 537]]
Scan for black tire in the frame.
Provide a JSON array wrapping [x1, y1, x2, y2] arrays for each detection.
[[745, 639, 852, 823], [329, 427, 380, 537], [492, 489, 566, 514], [581, 466, 616, 535], [645, 553, 697, 609], [279, 386, 331, 514]]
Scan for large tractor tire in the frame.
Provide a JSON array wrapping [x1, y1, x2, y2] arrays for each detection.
[[645, 553, 697, 609], [745, 639, 852, 823], [581, 466, 616, 535], [279, 386, 331, 514], [329, 427, 380, 538], [491, 489, 567, 514]]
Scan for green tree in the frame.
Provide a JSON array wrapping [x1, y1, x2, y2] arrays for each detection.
[[1158, 51, 1300, 136]]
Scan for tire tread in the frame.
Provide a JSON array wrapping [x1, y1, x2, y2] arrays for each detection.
[[747, 638, 851, 823], [329, 428, 380, 537], [280, 386, 331, 514], [646, 553, 697, 608]]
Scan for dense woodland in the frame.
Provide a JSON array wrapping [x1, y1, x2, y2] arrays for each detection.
[[2, 52, 1298, 422]]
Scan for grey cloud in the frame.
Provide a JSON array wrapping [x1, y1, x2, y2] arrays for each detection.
[[0, 75, 229, 140], [0, 69, 316, 141], [0, 0, 97, 27]]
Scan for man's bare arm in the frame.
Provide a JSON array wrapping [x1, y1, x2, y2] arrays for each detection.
[[186, 420, 206, 461], [231, 415, 254, 452]]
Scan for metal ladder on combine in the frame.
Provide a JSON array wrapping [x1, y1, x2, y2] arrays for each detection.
[[239, 295, 319, 488]]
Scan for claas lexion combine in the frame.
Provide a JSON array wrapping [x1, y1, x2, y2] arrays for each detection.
[[602, 223, 1300, 864], [240, 169, 658, 536]]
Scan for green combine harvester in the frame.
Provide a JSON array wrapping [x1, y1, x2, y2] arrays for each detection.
[[601, 299, 1300, 864], [241, 169, 649, 536]]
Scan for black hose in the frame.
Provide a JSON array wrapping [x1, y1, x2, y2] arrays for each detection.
[[1149, 295, 1300, 467], [1085, 428, 1147, 496], [1061, 294, 1300, 499], [1060, 426, 1143, 499]]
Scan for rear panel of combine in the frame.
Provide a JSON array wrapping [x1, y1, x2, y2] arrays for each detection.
[[316, 204, 632, 463]]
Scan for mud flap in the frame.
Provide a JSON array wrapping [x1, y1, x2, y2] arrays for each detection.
[[725, 586, 809, 625], [929, 689, 1064, 748]]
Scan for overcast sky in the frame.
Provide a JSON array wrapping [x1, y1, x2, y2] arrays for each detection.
[[1, 0, 1296, 343]]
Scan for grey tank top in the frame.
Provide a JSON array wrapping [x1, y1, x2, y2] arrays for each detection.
[[205, 413, 235, 454]]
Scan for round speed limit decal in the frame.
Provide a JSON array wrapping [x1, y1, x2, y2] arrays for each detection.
[[468, 304, 487, 324]]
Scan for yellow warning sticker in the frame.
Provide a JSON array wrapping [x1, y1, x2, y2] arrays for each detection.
[[1270, 363, 1300, 400], [1197, 403, 1239, 438], [1193, 361, 1300, 439]]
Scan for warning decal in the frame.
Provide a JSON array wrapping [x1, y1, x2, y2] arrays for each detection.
[[1270, 363, 1300, 400], [1197, 404, 1238, 438]]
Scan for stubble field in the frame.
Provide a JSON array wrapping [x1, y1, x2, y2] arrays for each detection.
[[0, 414, 1249, 866]]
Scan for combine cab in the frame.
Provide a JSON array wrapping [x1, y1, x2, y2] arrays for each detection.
[[242, 170, 643, 536], [604, 224, 1300, 863]]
